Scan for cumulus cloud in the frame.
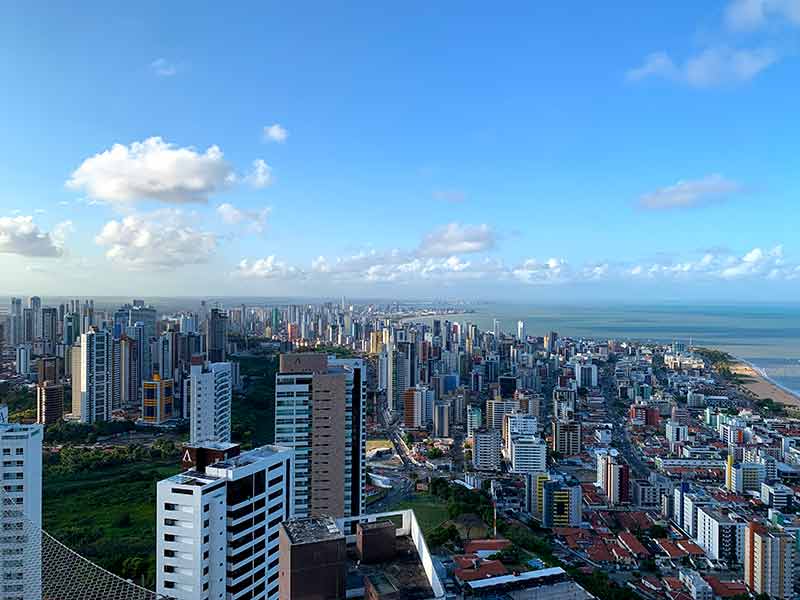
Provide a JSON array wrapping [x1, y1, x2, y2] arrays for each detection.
[[627, 46, 779, 87], [234, 256, 298, 279], [95, 209, 216, 269], [216, 203, 271, 233], [151, 58, 178, 77], [628, 245, 790, 280], [244, 159, 273, 188], [0, 215, 68, 257], [67, 137, 236, 205], [638, 174, 743, 210], [418, 223, 496, 257], [263, 124, 288, 143], [512, 258, 568, 284], [725, 0, 800, 31]]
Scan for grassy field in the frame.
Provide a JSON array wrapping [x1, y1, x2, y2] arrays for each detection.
[[232, 354, 278, 447], [43, 458, 181, 588], [367, 438, 392, 452], [387, 495, 449, 535]]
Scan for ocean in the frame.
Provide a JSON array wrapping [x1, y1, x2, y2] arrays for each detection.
[[421, 303, 800, 395]]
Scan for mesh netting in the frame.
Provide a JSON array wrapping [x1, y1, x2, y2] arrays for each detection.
[[2, 485, 168, 600]]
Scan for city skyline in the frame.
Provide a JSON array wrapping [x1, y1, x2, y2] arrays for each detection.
[[2, 2, 800, 300]]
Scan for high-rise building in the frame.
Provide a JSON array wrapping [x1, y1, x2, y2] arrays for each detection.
[[29, 296, 41, 339], [15, 345, 30, 377], [472, 428, 502, 471], [696, 506, 744, 565], [70, 341, 82, 418], [206, 308, 228, 363], [187, 359, 232, 445], [156, 445, 294, 600], [433, 401, 450, 438], [78, 328, 112, 423], [466, 405, 482, 440], [542, 477, 582, 528], [552, 418, 582, 456], [274, 353, 365, 519], [0, 419, 43, 600], [9, 297, 22, 346], [142, 375, 175, 425], [517, 320, 525, 341], [278, 516, 347, 600], [744, 522, 794, 599], [40, 306, 57, 345], [510, 436, 547, 474], [486, 398, 517, 430], [596, 452, 630, 505], [36, 381, 63, 425], [502, 412, 538, 456]]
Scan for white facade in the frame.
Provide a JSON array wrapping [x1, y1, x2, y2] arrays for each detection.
[[473, 429, 502, 471], [157, 445, 293, 600], [574, 363, 598, 388], [0, 421, 43, 600], [188, 361, 232, 445], [503, 413, 538, 455], [695, 506, 744, 564], [510, 436, 547, 474], [79, 328, 112, 423], [15, 345, 30, 377]]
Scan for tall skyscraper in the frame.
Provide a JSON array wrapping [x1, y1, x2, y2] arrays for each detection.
[[78, 328, 112, 423], [517, 319, 525, 341], [29, 296, 41, 339], [0, 419, 43, 600], [187, 359, 232, 445], [157, 445, 294, 600], [206, 308, 228, 363], [142, 375, 175, 425], [274, 353, 365, 519], [9, 297, 22, 346], [744, 522, 794, 599], [36, 381, 64, 425], [40, 307, 57, 345]]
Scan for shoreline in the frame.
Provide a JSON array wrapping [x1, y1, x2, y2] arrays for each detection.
[[728, 356, 800, 408]]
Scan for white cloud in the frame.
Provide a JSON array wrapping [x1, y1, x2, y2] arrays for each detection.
[[244, 159, 273, 188], [512, 258, 568, 284], [95, 209, 216, 269], [234, 256, 298, 279], [0, 215, 67, 257], [151, 58, 177, 77], [263, 124, 288, 143], [725, 0, 800, 31], [638, 174, 743, 209], [418, 223, 496, 257], [629, 245, 790, 281], [432, 189, 466, 203], [627, 46, 779, 87], [216, 203, 271, 234], [68, 137, 236, 205]]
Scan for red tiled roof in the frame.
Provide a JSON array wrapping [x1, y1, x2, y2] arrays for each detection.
[[703, 576, 748, 598], [656, 539, 687, 559], [454, 558, 508, 582], [619, 531, 650, 557], [464, 539, 511, 554], [676, 540, 705, 556], [587, 542, 614, 563]]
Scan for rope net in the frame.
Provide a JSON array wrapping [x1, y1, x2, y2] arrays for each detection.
[[2, 485, 168, 600]]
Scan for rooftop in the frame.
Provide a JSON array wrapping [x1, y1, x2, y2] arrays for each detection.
[[282, 516, 343, 545]]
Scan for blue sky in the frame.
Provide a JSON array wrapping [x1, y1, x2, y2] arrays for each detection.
[[1, 1, 799, 300]]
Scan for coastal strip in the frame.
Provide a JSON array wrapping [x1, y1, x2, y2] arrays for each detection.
[[728, 358, 800, 409]]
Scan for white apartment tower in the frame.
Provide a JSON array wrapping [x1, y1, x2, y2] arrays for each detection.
[[472, 428, 502, 471], [510, 436, 547, 474], [157, 445, 294, 600], [188, 359, 232, 445], [0, 417, 43, 600]]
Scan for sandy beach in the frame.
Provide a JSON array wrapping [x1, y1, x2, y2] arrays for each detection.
[[729, 361, 800, 408]]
